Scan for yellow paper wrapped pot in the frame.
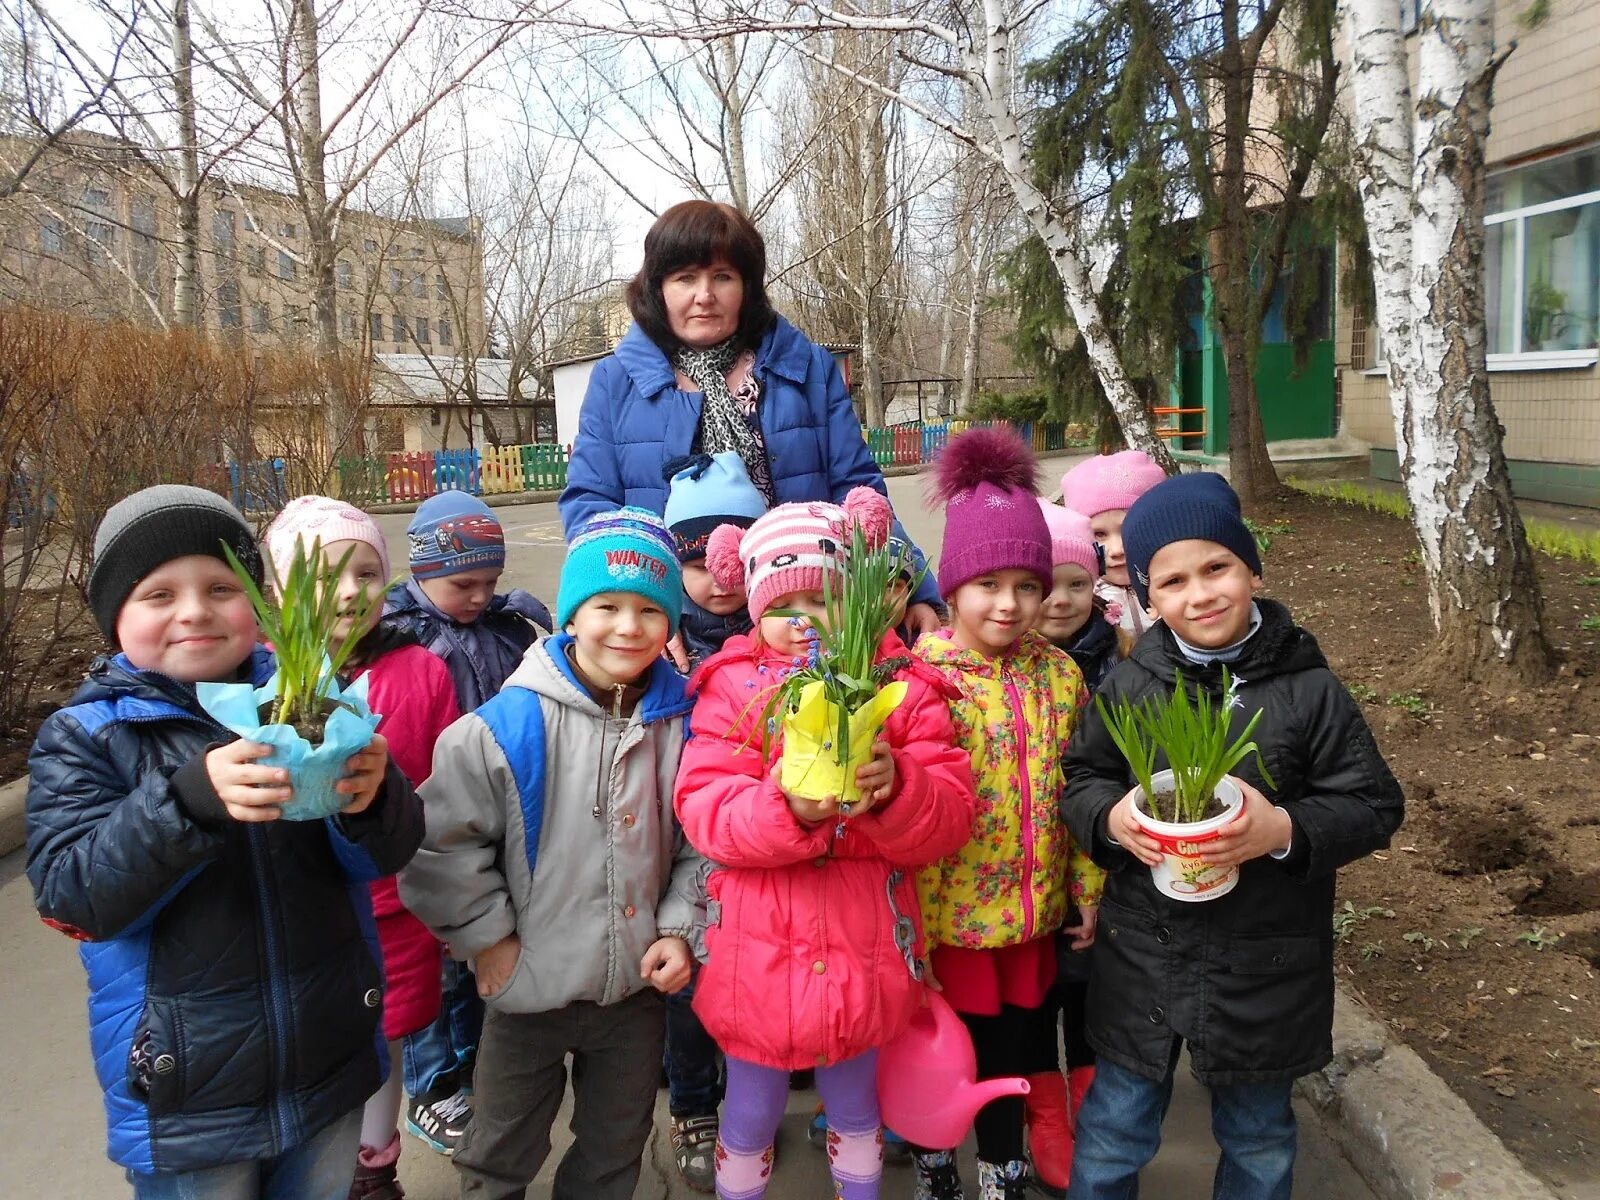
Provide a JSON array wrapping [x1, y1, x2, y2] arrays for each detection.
[[779, 678, 909, 804]]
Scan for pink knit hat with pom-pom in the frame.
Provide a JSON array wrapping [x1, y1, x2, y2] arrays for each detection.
[[931, 427, 1052, 595], [1059, 449, 1167, 517], [705, 487, 892, 623], [1038, 500, 1100, 577]]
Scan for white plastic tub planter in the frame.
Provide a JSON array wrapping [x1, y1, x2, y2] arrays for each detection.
[[1129, 770, 1246, 902]]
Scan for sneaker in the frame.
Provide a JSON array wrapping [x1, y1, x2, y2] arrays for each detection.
[[913, 1149, 965, 1200], [405, 1087, 472, 1156], [348, 1160, 405, 1200], [670, 1113, 719, 1194]]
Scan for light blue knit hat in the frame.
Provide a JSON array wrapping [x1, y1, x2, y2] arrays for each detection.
[[662, 451, 769, 563], [557, 507, 683, 633]]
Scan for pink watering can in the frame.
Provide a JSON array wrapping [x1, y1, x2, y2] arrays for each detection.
[[876, 990, 1031, 1149]]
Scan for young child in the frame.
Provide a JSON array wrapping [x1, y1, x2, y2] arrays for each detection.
[[664, 451, 767, 673], [674, 489, 976, 1200], [913, 430, 1105, 1200], [659, 451, 767, 1191], [1061, 473, 1405, 1200], [379, 490, 550, 1153], [398, 508, 703, 1200], [1036, 501, 1128, 694], [26, 485, 420, 1199], [263, 496, 461, 1200], [1059, 450, 1167, 640]]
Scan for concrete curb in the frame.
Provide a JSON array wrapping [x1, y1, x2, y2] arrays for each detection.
[[1298, 989, 1558, 1200]]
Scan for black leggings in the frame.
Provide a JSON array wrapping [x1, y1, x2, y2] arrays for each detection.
[[961, 1001, 1060, 1164], [1050, 976, 1097, 1070]]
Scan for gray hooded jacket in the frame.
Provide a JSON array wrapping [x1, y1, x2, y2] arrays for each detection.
[[399, 633, 703, 1013]]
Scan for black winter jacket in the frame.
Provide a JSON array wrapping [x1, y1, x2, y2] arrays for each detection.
[[1061, 600, 1403, 1085], [25, 650, 423, 1175]]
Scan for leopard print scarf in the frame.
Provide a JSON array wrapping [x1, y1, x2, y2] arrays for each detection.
[[673, 338, 775, 503]]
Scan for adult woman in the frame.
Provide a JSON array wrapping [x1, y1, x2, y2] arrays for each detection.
[[559, 200, 943, 640]]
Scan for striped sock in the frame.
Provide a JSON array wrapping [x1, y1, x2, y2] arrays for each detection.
[[714, 1138, 776, 1200], [824, 1123, 883, 1199]]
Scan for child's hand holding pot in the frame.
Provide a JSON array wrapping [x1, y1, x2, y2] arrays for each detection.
[[1106, 789, 1165, 866], [1198, 778, 1292, 866], [848, 740, 895, 813], [337, 733, 389, 815], [207, 740, 291, 823]]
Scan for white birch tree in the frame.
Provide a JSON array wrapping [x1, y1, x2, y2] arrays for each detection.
[[1339, 0, 1551, 682], [532, 0, 1178, 469]]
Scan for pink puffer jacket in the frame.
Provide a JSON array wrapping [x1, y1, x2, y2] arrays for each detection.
[[354, 643, 460, 1040], [675, 632, 976, 1070]]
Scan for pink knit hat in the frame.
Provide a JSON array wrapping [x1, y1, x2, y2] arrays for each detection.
[[705, 487, 893, 623], [931, 427, 1051, 595], [263, 494, 390, 590], [1038, 500, 1099, 576], [1059, 450, 1167, 517]]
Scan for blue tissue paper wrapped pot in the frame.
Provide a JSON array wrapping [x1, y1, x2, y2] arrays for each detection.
[[197, 671, 382, 821]]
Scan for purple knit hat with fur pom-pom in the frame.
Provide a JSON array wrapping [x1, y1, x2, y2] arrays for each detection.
[[931, 427, 1052, 596]]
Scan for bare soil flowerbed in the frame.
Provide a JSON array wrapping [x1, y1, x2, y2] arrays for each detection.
[[1251, 492, 1600, 1197], [1, 491, 1597, 1191]]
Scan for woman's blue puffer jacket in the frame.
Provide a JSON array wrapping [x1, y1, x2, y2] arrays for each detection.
[[559, 317, 939, 608]]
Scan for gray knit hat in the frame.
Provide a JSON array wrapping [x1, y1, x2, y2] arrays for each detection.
[[87, 485, 263, 640]]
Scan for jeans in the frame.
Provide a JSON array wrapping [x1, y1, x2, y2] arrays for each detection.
[[454, 990, 665, 1200], [1067, 1055, 1296, 1200], [663, 971, 724, 1117], [403, 954, 484, 1097], [129, 1108, 362, 1200]]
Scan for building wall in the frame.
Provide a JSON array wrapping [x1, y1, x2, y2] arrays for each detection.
[[1335, 0, 1600, 500], [0, 134, 485, 357]]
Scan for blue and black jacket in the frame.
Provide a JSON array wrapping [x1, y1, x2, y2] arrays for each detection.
[[24, 649, 423, 1176]]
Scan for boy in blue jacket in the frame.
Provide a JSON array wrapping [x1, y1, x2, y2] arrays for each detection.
[[1061, 474, 1404, 1200], [26, 485, 419, 1200]]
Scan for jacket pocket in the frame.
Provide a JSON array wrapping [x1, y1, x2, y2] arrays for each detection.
[[127, 998, 186, 1116], [1204, 932, 1330, 1069], [290, 944, 385, 1087]]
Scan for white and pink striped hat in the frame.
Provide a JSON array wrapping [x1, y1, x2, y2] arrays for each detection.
[[704, 487, 893, 622]]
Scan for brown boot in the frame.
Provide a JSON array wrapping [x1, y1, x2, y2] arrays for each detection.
[[1023, 1071, 1073, 1193]]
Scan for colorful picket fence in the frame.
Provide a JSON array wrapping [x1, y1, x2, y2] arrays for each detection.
[[332, 442, 572, 507], [863, 419, 1081, 468]]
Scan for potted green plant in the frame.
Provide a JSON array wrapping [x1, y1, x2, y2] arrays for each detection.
[[196, 537, 385, 821], [753, 515, 921, 810], [1095, 668, 1276, 901]]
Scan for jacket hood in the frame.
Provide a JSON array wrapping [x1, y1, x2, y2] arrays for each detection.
[[506, 632, 691, 724], [613, 316, 814, 399], [1128, 598, 1326, 686], [65, 646, 275, 714], [915, 627, 1064, 683]]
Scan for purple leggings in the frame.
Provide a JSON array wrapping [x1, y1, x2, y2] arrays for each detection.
[[719, 1052, 881, 1199]]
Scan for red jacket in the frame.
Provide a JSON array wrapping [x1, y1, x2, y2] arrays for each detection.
[[675, 632, 976, 1070], [355, 644, 461, 1040]]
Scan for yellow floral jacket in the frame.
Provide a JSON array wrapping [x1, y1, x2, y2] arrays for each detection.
[[913, 629, 1106, 949]]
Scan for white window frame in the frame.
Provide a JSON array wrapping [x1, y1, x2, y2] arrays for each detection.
[[1483, 153, 1600, 369]]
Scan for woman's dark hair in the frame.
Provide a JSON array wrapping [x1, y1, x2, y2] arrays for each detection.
[[626, 200, 777, 354]]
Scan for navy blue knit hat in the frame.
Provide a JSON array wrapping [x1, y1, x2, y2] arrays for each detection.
[[1122, 472, 1262, 607]]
